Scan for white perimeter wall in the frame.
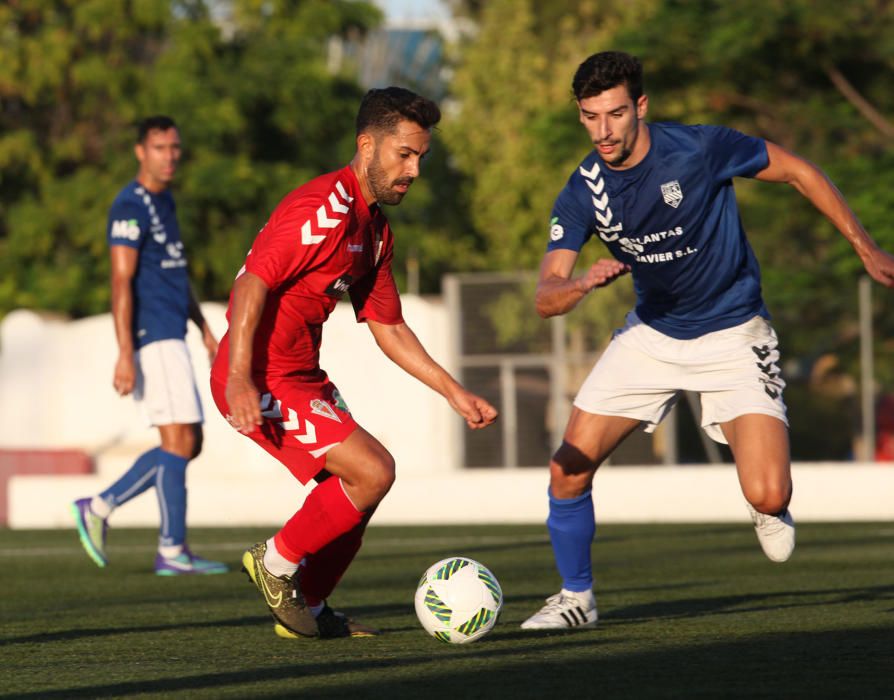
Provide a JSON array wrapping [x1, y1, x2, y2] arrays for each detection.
[[2, 304, 892, 528]]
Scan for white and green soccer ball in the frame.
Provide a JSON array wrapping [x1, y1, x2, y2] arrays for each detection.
[[414, 557, 503, 644]]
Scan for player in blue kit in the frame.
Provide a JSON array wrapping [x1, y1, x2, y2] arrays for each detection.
[[522, 52, 894, 630], [71, 116, 227, 575]]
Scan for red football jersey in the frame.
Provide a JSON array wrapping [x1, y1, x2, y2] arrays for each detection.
[[212, 165, 403, 382]]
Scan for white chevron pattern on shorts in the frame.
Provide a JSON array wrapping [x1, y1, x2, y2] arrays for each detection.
[[279, 407, 301, 431]]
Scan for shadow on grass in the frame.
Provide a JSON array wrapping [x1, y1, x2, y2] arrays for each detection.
[[0, 636, 621, 699], [3, 626, 891, 699], [606, 583, 894, 623], [0, 615, 271, 647]]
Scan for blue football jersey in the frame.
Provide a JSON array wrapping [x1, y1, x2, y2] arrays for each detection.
[[548, 122, 770, 339], [107, 181, 190, 348]]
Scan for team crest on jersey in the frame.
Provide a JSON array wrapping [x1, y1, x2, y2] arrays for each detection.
[[660, 180, 683, 208], [309, 399, 341, 423]]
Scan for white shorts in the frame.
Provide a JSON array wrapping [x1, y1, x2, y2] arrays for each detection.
[[574, 312, 787, 444], [134, 338, 204, 427]]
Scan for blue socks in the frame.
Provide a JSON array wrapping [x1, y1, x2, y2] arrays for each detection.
[[155, 450, 188, 547], [547, 488, 595, 592], [100, 447, 162, 508], [99, 447, 188, 547]]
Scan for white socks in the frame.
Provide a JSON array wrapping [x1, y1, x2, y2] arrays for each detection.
[[263, 537, 300, 578], [158, 544, 184, 559], [90, 496, 113, 519]]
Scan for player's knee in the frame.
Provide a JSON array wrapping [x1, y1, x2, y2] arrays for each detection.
[[346, 451, 395, 503], [552, 441, 600, 475], [161, 425, 197, 460], [745, 479, 792, 514], [549, 443, 597, 498], [549, 458, 595, 500], [367, 453, 395, 500]]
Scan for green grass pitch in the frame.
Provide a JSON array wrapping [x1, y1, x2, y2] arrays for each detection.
[[2, 523, 892, 698]]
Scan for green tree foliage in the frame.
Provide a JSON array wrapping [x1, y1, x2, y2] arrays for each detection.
[[0, 0, 382, 316], [442, 0, 648, 344]]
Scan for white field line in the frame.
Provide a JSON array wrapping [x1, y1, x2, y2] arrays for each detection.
[[0, 534, 550, 558]]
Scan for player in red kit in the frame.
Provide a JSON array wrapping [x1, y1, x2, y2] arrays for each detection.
[[210, 87, 498, 639]]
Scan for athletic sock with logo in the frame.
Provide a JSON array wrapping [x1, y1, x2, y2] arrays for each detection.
[[99, 447, 162, 511], [300, 520, 367, 607], [155, 450, 189, 548], [273, 477, 364, 572], [547, 488, 596, 593]]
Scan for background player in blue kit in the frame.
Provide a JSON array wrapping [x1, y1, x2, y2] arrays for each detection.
[[522, 51, 894, 630], [71, 116, 227, 576]]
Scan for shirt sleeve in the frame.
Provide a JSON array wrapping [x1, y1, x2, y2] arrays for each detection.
[[546, 177, 594, 253], [698, 125, 769, 182], [107, 200, 147, 249], [349, 232, 404, 325], [244, 200, 336, 290]]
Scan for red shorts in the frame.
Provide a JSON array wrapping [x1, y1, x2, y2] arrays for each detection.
[[210, 373, 358, 485]]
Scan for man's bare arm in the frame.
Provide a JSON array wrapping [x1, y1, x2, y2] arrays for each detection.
[[110, 246, 138, 396], [224, 272, 269, 432], [757, 142, 894, 287], [535, 249, 631, 318]]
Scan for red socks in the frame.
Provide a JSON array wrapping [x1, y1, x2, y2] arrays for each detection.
[[273, 476, 364, 565], [300, 522, 367, 606]]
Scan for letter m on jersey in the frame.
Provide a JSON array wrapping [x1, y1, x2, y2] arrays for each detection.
[[301, 180, 354, 245], [111, 219, 140, 241]]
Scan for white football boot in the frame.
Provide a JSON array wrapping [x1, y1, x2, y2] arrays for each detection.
[[521, 589, 597, 630], [747, 502, 795, 562]]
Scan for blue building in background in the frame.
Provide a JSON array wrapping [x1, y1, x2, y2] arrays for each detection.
[[329, 6, 465, 100]]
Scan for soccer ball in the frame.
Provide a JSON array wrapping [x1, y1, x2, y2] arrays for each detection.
[[414, 557, 502, 644]]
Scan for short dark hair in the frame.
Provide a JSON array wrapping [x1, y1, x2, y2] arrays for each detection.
[[572, 51, 644, 103], [136, 115, 177, 144], [356, 87, 441, 136]]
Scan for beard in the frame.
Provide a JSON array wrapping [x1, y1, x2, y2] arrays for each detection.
[[605, 146, 633, 167], [367, 151, 412, 205]]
